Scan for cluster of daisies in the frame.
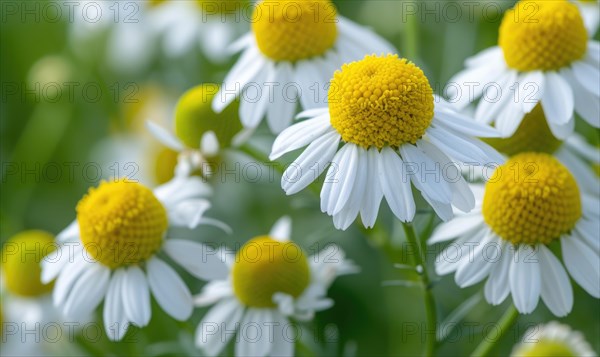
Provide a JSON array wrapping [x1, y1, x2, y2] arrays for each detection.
[[2, 0, 599, 356]]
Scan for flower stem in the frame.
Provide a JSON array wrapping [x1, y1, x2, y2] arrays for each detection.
[[470, 304, 519, 357], [402, 222, 436, 357]]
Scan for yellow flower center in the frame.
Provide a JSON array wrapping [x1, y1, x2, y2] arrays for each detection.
[[484, 105, 562, 156], [483, 153, 582, 245], [329, 55, 434, 149], [516, 340, 576, 357], [251, 0, 338, 62], [76, 179, 168, 268], [231, 236, 310, 307], [153, 147, 179, 184], [174, 84, 242, 149], [1, 231, 56, 297], [499, 0, 588, 72]]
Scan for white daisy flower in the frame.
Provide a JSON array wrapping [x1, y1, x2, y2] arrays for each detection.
[[68, 0, 247, 73], [1, 231, 71, 356], [40, 177, 231, 341], [511, 321, 596, 357], [194, 217, 358, 356], [447, 0, 600, 139], [147, 84, 252, 179], [147, 0, 250, 62], [429, 152, 599, 316], [480, 104, 600, 195], [270, 54, 504, 230], [575, 0, 600, 35], [212, 0, 396, 133]]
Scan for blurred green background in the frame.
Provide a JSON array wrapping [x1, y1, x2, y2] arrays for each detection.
[[1, 1, 598, 356]]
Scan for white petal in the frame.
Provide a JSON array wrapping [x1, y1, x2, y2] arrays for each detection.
[[103, 270, 130, 341], [146, 121, 184, 151], [429, 214, 484, 244], [399, 144, 452, 204], [332, 148, 368, 230], [445, 61, 504, 109], [213, 46, 265, 113], [235, 309, 273, 357], [194, 280, 234, 307], [560, 67, 600, 128], [432, 110, 500, 138], [464, 46, 504, 68], [425, 126, 492, 165], [196, 299, 244, 357], [239, 62, 275, 128], [495, 99, 525, 137], [547, 115, 575, 140], [519, 70, 545, 113], [269, 114, 332, 160], [122, 266, 151, 327], [484, 243, 513, 305], [474, 70, 518, 124], [164, 239, 230, 281], [454, 230, 496, 287], [541, 72, 574, 125], [200, 131, 220, 156], [266, 63, 298, 134], [168, 198, 212, 229], [269, 216, 292, 242], [268, 312, 294, 357], [56, 220, 80, 242], [295, 60, 326, 110], [359, 147, 384, 228], [281, 131, 340, 195], [556, 147, 600, 196], [336, 16, 396, 55], [41, 244, 81, 284], [509, 246, 541, 314], [571, 60, 600, 97], [63, 262, 110, 320], [378, 147, 415, 222], [562, 235, 600, 298], [321, 144, 358, 215], [147, 257, 193, 320], [153, 176, 212, 208], [53, 256, 90, 307], [538, 245, 573, 317]]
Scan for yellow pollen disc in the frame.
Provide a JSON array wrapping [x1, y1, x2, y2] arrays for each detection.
[[499, 0, 588, 71], [231, 236, 310, 307], [153, 147, 179, 184], [483, 153, 582, 245], [174, 84, 242, 149], [1, 231, 56, 297], [329, 54, 434, 149], [484, 105, 562, 156], [517, 341, 576, 357], [251, 0, 338, 62], [76, 179, 168, 268]]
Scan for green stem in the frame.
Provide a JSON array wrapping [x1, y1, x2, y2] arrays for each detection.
[[403, 13, 419, 60], [470, 305, 519, 357], [402, 222, 436, 357]]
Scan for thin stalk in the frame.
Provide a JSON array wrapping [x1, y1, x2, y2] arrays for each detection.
[[470, 304, 519, 357], [402, 222, 436, 357]]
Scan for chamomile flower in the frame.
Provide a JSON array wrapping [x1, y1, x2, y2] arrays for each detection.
[[41, 177, 230, 341], [270, 54, 503, 230], [0, 231, 65, 356], [447, 0, 600, 139], [430, 152, 599, 316], [194, 217, 358, 356], [482, 104, 600, 195], [511, 321, 596, 357], [147, 84, 251, 179], [212, 0, 395, 133]]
